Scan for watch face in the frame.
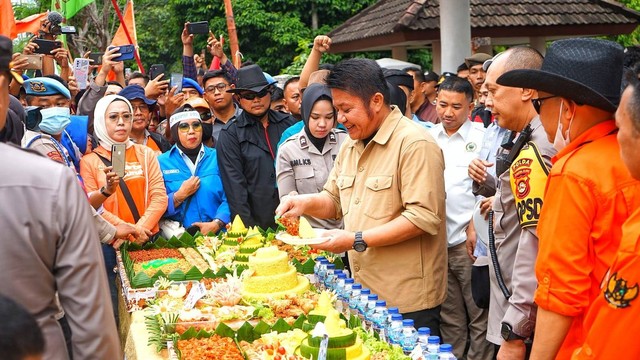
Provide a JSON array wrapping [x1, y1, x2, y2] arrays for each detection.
[[353, 241, 366, 252], [500, 323, 510, 340]]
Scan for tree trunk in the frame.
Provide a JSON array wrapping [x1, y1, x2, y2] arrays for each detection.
[[223, 0, 241, 68], [311, 2, 318, 30]]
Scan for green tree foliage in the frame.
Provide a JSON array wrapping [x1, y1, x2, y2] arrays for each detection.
[[135, 0, 376, 74], [614, 0, 640, 47]]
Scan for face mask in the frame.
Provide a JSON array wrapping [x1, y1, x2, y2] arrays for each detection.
[[39, 107, 71, 135], [201, 122, 213, 143], [552, 101, 575, 152]]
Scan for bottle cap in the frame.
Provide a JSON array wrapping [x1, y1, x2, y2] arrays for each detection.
[[336, 273, 347, 279], [402, 319, 414, 327], [367, 294, 378, 301], [375, 300, 386, 307], [326, 263, 336, 269], [361, 288, 370, 295], [440, 344, 453, 352], [315, 256, 326, 262], [351, 284, 362, 289], [418, 327, 431, 335], [345, 278, 354, 284], [428, 336, 440, 344], [391, 314, 403, 321], [388, 307, 399, 314]]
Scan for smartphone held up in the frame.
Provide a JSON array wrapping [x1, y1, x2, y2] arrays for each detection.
[[111, 144, 126, 178]]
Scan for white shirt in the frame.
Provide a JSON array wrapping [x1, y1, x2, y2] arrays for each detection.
[[429, 120, 485, 247], [177, 145, 206, 175]]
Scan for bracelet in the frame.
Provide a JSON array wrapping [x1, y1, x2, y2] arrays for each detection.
[[100, 186, 112, 197]]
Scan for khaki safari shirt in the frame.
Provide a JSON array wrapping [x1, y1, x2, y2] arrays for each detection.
[[323, 106, 448, 313]]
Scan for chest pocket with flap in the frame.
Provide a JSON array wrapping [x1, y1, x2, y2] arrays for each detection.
[[363, 175, 394, 220]]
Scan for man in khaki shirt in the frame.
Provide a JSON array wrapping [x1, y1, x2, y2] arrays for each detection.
[[277, 58, 447, 332]]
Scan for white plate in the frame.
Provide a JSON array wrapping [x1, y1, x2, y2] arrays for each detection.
[[275, 229, 331, 245]]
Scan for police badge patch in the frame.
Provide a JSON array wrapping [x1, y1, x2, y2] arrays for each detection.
[[604, 272, 639, 309], [29, 80, 47, 93], [465, 142, 477, 152], [509, 142, 549, 228]]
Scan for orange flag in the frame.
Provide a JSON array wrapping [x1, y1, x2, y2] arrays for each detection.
[[0, 0, 17, 39], [111, 0, 137, 47], [15, 12, 48, 36]]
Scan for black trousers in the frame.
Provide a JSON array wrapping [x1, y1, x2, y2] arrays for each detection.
[[402, 305, 442, 338]]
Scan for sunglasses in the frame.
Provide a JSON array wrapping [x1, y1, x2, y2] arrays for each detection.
[[531, 95, 558, 114], [177, 121, 203, 133], [200, 111, 212, 121], [238, 88, 271, 101]]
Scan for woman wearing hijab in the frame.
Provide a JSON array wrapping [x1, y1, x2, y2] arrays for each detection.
[[79, 95, 167, 321], [80, 95, 168, 235], [157, 106, 230, 235], [276, 83, 347, 229]]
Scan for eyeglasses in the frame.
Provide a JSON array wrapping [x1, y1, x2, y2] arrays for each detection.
[[106, 113, 133, 123], [177, 121, 203, 133], [131, 104, 150, 113], [205, 83, 229, 93], [531, 95, 558, 114], [238, 88, 270, 101]]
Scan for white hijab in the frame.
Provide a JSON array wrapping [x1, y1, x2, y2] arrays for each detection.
[[94, 95, 135, 150]]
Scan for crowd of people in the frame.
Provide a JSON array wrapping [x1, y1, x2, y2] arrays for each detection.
[[1, 15, 640, 360]]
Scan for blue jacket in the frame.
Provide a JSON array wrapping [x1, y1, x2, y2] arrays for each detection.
[[158, 145, 230, 227]]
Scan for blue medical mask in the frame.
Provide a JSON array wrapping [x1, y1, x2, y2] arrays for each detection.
[[39, 107, 71, 135]]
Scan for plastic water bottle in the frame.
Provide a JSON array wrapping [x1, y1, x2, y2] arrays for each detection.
[[315, 259, 330, 288], [417, 327, 431, 355], [426, 335, 440, 358], [329, 270, 347, 294], [399, 319, 418, 355], [340, 278, 354, 299], [356, 288, 371, 314], [363, 294, 379, 329], [333, 273, 347, 312], [386, 307, 398, 330], [439, 344, 456, 359], [370, 300, 389, 338], [313, 256, 326, 274], [364, 294, 378, 318], [348, 284, 362, 312], [340, 278, 355, 317], [323, 265, 338, 289], [387, 313, 403, 345]]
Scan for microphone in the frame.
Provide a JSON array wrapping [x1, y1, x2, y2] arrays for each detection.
[[45, 11, 63, 35]]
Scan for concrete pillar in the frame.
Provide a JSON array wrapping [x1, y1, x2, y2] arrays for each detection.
[[440, 0, 472, 73], [431, 40, 442, 74], [529, 36, 547, 56], [391, 46, 408, 61]]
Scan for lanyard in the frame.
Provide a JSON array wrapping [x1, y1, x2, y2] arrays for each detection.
[[26, 134, 84, 186]]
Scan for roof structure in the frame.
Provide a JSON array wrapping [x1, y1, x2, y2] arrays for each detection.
[[328, 0, 640, 53]]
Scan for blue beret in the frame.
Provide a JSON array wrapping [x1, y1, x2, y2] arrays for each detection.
[[263, 72, 275, 85], [24, 77, 71, 99], [182, 77, 203, 95]]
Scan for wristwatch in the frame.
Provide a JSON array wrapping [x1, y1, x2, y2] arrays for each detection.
[[100, 186, 112, 198], [501, 323, 526, 341], [213, 219, 225, 229], [353, 231, 368, 252]]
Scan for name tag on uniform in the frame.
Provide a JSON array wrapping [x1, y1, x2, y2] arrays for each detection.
[[163, 169, 180, 175], [290, 158, 311, 167]]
